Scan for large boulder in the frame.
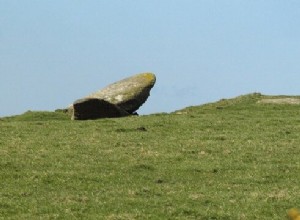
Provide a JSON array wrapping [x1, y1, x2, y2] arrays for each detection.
[[69, 72, 156, 120], [87, 72, 156, 113], [72, 98, 130, 120]]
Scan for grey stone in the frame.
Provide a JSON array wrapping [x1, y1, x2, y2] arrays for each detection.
[[68, 72, 156, 120], [87, 72, 156, 113]]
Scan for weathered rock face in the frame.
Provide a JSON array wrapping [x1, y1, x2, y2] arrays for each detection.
[[70, 72, 156, 120], [87, 72, 156, 113], [72, 98, 130, 120]]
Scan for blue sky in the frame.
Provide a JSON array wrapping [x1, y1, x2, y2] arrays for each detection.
[[1, 1, 300, 117]]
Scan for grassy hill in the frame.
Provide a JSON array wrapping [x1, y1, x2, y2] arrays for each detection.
[[1, 93, 300, 219]]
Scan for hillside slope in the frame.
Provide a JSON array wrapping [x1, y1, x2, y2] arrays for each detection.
[[1, 93, 300, 219]]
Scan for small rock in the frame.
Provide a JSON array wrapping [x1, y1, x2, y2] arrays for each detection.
[[136, 126, 147, 131], [155, 179, 164, 184]]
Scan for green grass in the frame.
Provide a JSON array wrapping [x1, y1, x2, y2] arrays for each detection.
[[1, 93, 300, 219]]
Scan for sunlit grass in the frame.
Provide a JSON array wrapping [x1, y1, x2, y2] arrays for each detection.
[[1, 93, 300, 219]]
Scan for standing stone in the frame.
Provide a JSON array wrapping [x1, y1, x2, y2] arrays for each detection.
[[86, 72, 156, 113], [72, 98, 130, 120], [70, 72, 156, 120]]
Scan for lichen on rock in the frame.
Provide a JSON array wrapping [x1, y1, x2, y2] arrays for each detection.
[[87, 72, 156, 113]]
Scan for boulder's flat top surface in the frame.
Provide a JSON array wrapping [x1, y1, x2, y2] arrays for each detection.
[[87, 72, 156, 113], [88, 72, 156, 102]]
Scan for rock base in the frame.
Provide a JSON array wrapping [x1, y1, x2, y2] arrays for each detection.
[[72, 98, 130, 120]]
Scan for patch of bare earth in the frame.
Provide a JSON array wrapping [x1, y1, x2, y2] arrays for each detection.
[[258, 98, 300, 105]]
